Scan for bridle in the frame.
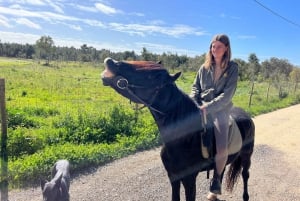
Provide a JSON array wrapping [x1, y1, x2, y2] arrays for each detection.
[[114, 76, 170, 115]]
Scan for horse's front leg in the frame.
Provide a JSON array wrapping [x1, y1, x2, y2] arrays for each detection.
[[182, 173, 198, 201], [171, 180, 180, 201]]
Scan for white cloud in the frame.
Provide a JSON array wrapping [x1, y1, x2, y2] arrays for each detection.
[[135, 42, 200, 56], [68, 24, 82, 31], [15, 17, 41, 29], [7, 0, 64, 13], [129, 12, 144, 17], [0, 15, 12, 27], [5, 0, 45, 6], [0, 4, 206, 40], [109, 22, 206, 38], [46, 0, 64, 14], [0, 6, 42, 18], [0, 31, 40, 44], [0, 6, 101, 28], [95, 3, 121, 15], [74, 4, 97, 13], [83, 19, 105, 28]]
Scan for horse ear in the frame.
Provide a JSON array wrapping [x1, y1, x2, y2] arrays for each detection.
[[157, 60, 162, 64], [171, 72, 181, 82]]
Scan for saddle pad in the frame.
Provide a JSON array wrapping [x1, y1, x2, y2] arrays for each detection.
[[201, 115, 242, 158], [227, 116, 242, 155]]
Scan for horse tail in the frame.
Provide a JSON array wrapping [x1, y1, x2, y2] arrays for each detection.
[[226, 154, 242, 192]]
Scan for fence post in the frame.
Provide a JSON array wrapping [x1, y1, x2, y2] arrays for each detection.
[[0, 78, 8, 201], [248, 81, 255, 107], [266, 81, 271, 102]]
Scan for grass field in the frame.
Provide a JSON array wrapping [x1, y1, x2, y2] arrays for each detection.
[[1, 57, 300, 188]]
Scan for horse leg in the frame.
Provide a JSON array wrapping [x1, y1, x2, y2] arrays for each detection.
[[171, 180, 180, 201], [241, 153, 252, 201], [182, 173, 197, 201]]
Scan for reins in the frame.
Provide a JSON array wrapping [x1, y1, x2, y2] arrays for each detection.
[[115, 76, 167, 115]]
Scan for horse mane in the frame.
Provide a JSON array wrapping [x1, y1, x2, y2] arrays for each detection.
[[125, 60, 163, 70]]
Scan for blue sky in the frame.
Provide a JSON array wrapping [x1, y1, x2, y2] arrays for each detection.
[[0, 0, 299, 66]]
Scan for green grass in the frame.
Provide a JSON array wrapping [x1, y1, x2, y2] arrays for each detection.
[[1, 57, 300, 188]]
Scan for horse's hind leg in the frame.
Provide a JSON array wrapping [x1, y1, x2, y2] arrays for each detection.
[[241, 153, 252, 201], [182, 173, 198, 201]]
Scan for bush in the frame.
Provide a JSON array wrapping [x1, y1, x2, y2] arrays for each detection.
[[8, 128, 45, 158], [279, 91, 288, 99], [53, 106, 139, 144], [7, 109, 39, 129], [23, 106, 60, 117]]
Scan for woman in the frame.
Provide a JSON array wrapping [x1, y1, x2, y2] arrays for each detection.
[[190, 34, 238, 200]]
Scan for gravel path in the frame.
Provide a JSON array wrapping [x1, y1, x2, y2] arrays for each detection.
[[7, 105, 300, 201]]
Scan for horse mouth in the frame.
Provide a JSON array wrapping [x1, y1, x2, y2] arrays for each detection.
[[102, 57, 119, 86], [101, 76, 112, 86], [101, 59, 116, 86], [101, 70, 115, 86]]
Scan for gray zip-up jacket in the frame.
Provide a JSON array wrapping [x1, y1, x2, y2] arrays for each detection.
[[190, 61, 238, 115]]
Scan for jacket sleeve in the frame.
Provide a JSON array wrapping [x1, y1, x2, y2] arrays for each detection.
[[205, 62, 238, 114], [189, 69, 202, 104]]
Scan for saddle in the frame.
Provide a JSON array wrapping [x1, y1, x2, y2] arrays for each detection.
[[201, 115, 242, 159]]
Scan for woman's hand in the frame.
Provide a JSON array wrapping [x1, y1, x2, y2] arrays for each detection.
[[199, 105, 207, 125]]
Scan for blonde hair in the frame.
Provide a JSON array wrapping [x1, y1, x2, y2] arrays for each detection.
[[203, 34, 232, 69]]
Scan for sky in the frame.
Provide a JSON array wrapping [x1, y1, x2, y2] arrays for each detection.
[[0, 0, 299, 66]]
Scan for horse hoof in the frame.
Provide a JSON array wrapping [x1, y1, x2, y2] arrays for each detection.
[[207, 192, 217, 201]]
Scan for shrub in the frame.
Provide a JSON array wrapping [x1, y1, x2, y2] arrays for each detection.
[[53, 106, 138, 144], [8, 128, 45, 158], [7, 109, 39, 129], [23, 106, 60, 117], [279, 91, 288, 99]]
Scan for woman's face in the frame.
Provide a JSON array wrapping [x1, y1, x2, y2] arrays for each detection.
[[211, 41, 227, 60]]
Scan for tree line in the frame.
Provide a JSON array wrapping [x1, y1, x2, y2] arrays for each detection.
[[1, 35, 300, 84]]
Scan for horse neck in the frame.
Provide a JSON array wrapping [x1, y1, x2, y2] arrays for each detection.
[[150, 84, 186, 119], [149, 86, 204, 143]]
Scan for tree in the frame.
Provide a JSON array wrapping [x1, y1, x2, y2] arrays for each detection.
[[233, 58, 247, 81], [187, 53, 205, 71], [122, 51, 137, 61], [35, 36, 54, 65], [248, 53, 260, 81], [289, 68, 300, 93], [262, 57, 293, 81], [141, 47, 157, 61], [24, 44, 35, 59], [80, 44, 91, 62]]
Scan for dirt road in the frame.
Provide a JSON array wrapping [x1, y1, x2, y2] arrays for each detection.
[[8, 104, 300, 201]]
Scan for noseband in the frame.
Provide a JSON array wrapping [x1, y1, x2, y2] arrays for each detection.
[[114, 76, 168, 115]]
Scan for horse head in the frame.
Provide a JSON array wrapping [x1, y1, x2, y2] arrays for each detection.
[[101, 57, 181, 112], [101, 57, 204, 143]]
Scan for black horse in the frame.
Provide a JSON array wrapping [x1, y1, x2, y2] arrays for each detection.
[[101, 58, 255, 201]]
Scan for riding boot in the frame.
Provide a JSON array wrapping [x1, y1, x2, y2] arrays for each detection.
[[209, 170, 222, 195]]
